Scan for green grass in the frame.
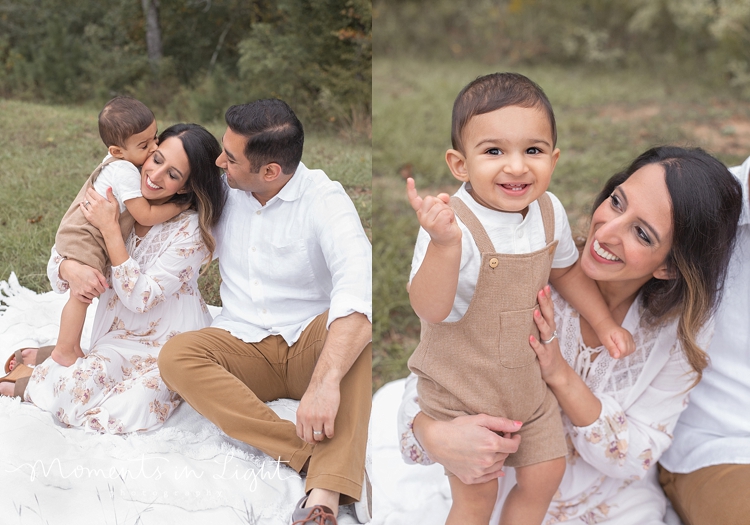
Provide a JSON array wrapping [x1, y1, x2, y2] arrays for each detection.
[[0, 99, 371, 306], [373, 56, 750, 390]]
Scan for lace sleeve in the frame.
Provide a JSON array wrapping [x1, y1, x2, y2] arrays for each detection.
[[397, 373, 434, 465], [567, 338, 699, 480], [111, 215, 207, 314], [46, 246, 69, 294]]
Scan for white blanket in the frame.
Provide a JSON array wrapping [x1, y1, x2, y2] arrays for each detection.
[[0, 274, 360, 524], [371, 379, 685, 525]]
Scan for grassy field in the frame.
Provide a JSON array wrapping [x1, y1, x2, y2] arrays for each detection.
[[373, 57, 750, 391], [0, 98, 371, 306]]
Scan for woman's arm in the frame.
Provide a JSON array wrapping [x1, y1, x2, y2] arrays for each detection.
[[109, 215, 206, 314], [397, 374, 522, 485], [530, 286, 603, 426], [82, 187, 207, 314], [531, 286, 701, 479], [48, 248, 108, 303]]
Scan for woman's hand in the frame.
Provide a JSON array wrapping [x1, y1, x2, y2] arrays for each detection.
[[413, 411, 522, 485], [530, 285, 570, 388], [59, 259, 108, 304], [80, 187, 120, 233], [531, 285, 604, 426]]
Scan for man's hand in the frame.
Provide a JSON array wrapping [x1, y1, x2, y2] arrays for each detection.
[[295, 313, 370, 445], [296, 377, 341, 444], [60, 259, 108, 304], [414, 412, 522, 485]]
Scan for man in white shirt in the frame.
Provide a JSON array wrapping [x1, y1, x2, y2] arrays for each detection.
[[159, 99, 372, 524], [659, 154, 750, 525]]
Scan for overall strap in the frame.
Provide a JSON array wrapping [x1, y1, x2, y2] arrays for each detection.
[[90, 155, 121, 185], [537, 192, 556, 245], [449, 197, 496, 253]]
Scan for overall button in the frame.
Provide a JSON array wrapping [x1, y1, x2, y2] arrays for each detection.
[[489, 257, 499, 268]]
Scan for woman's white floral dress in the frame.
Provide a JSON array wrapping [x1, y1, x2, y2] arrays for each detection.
[[25, 211, 212, 434], [397, 289, 711, 524]]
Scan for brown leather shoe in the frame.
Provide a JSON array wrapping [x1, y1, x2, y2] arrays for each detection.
[[291, 496, 337, 525]]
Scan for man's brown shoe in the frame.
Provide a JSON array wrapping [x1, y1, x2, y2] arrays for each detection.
[[290, 496, 337, 525]]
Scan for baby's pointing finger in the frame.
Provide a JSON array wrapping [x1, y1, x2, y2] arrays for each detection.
[[406, 177, 423, 211]]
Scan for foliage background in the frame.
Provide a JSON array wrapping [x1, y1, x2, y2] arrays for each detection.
[[374, 0, 750, 96], [372, 0, 750, 389], [0, 1, 372, 307], [0, 0, 372, 132]]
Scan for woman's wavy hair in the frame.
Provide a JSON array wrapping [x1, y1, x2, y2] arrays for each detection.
[[593, 146, 742, 381], [158, 123, 226, 266]]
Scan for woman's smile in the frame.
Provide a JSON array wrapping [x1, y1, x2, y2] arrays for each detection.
[[145, 175, 162, 190], [591, 239, 621, 262]]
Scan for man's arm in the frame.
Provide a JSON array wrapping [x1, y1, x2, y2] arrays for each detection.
[[295, 312, 371, 444]]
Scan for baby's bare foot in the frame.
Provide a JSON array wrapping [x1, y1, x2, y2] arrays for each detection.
[[7, 348, 39, 372]]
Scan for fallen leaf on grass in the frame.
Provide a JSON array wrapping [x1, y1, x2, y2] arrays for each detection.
[[27, 215, 43, 223]]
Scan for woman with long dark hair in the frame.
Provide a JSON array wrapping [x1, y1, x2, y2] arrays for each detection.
[[2, 124, 226, 434], [389, 146, 743, 524]]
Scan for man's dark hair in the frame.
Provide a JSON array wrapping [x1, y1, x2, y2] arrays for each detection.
[[451, 72, 557, 153], [98, 96, 155, 148], [224, 99, 304, 174]]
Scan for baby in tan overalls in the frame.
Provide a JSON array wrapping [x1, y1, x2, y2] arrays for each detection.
[[406, 73, 635, 525], [50, 97, 188, 367]]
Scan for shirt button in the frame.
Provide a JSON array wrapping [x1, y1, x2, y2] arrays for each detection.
[[262, 309, 267, 314], [254, 280, 259, 285], [516, 230, 524, 238], [256, 210, 261, 215], [251, 246, 256, 252]]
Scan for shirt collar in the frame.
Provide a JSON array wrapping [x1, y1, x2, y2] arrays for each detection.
[[270, 162, 307, 204], [730, 156, 750, 227]]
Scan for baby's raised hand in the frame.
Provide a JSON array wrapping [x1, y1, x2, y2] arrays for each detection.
[[406, 177, 461, 247]]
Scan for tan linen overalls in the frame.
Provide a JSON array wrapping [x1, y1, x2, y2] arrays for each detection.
[[55, 157, 136, 275], [408, 193, 567, 468]]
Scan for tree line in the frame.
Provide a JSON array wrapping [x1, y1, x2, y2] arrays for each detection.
[[374, 0, 750, 98], [0, 0, 371, 130]]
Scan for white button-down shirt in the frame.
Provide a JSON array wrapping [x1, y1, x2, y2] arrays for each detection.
[[211, 162, 372, 346], [661, 155, 750, 473]]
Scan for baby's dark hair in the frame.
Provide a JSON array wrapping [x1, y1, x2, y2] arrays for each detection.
[[98, 96, 155, 148], [451, 72, 557, 154]]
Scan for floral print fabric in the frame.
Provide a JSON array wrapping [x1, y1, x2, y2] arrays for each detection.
[[28, 212, 212, 434]]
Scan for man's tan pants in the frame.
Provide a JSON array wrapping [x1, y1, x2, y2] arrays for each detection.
[[159, 312, 372, 504], [659, 463, 750, 525]]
